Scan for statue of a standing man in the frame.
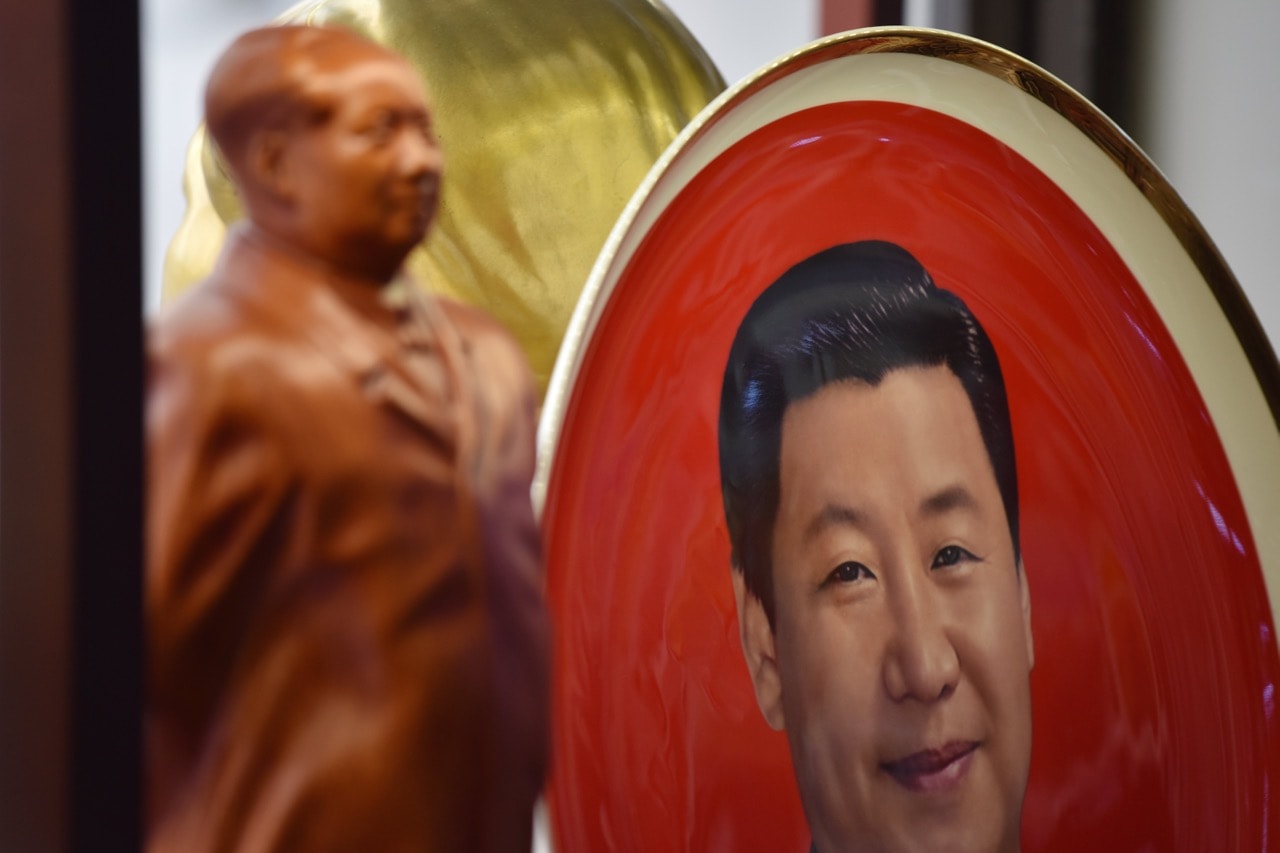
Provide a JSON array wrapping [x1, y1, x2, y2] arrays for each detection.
[[146, 25, 549, 852]]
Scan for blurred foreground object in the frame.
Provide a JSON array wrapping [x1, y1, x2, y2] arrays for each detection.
[[148, 25, 548, 851], [163, 0, 726, 391]]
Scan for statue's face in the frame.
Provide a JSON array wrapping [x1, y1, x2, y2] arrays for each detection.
[[741, 366, 1034, 853], [284, 54, 442, 281]]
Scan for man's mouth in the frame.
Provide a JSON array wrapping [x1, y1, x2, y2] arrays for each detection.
[[882, 741, 979, 793]]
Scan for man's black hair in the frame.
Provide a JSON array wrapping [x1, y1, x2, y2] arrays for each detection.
[[718, 240, 1019, 626]]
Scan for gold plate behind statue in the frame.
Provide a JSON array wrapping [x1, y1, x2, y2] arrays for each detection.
[[162, 0, 725, 392]]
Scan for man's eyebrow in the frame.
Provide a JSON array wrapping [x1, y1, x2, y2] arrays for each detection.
[[803, 503, 866, 544], [919, 484, 980, 518]]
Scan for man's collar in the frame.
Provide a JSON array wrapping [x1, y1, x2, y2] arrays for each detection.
[[212, 224, 409, 380]]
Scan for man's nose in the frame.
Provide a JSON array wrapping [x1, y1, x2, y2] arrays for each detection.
[[882, 568, 960, 704], [401, 130, 443, 180]]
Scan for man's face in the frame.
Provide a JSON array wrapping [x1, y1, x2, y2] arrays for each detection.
[[283, 54, 442, 280], [734, 365, 1033, 853]]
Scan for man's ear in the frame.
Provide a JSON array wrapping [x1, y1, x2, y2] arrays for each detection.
[[731, 570, 785, 731], [244, 130, 294, 204], [1018, 559, 1034, 670]]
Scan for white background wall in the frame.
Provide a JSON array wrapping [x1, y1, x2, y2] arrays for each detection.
[[143, 0, 1279, 354], [142, 0, 286, 309], [1133, 0, 1280, 353], [661, 0, 818, 85]]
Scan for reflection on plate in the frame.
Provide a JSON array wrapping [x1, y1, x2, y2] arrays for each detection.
[[539, 28, 1280, 852]]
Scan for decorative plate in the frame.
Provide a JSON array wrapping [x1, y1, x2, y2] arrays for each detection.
[[538, 28, 1280, 851]]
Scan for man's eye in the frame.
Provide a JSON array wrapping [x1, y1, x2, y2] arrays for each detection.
[[361, 114, 397, 142], [826, 561, 874, 585], [932, 545, 977, 569]]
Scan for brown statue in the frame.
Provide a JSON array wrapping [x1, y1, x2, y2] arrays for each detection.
[[146, 25, 548, 852]]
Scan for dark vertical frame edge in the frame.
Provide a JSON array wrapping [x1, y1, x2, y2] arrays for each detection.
[[0, 0, 144, 848], [68, 0, 145, 848]]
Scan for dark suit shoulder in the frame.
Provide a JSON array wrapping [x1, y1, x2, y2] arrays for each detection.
[[153, 278, 271, 359], [435, 297, 532, 377], [436, 296, 512, 337], [147, 277, 335, 436]]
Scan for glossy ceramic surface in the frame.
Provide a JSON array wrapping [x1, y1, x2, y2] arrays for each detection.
[[539, 29, 1280, 852], [161, 0, 725, 391]]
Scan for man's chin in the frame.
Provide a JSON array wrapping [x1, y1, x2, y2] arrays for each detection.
[[812, 821, 1017, 853], [400, 224, 432, 257], [804, 778, 1022, 853], [371, 231, 430, 278]]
